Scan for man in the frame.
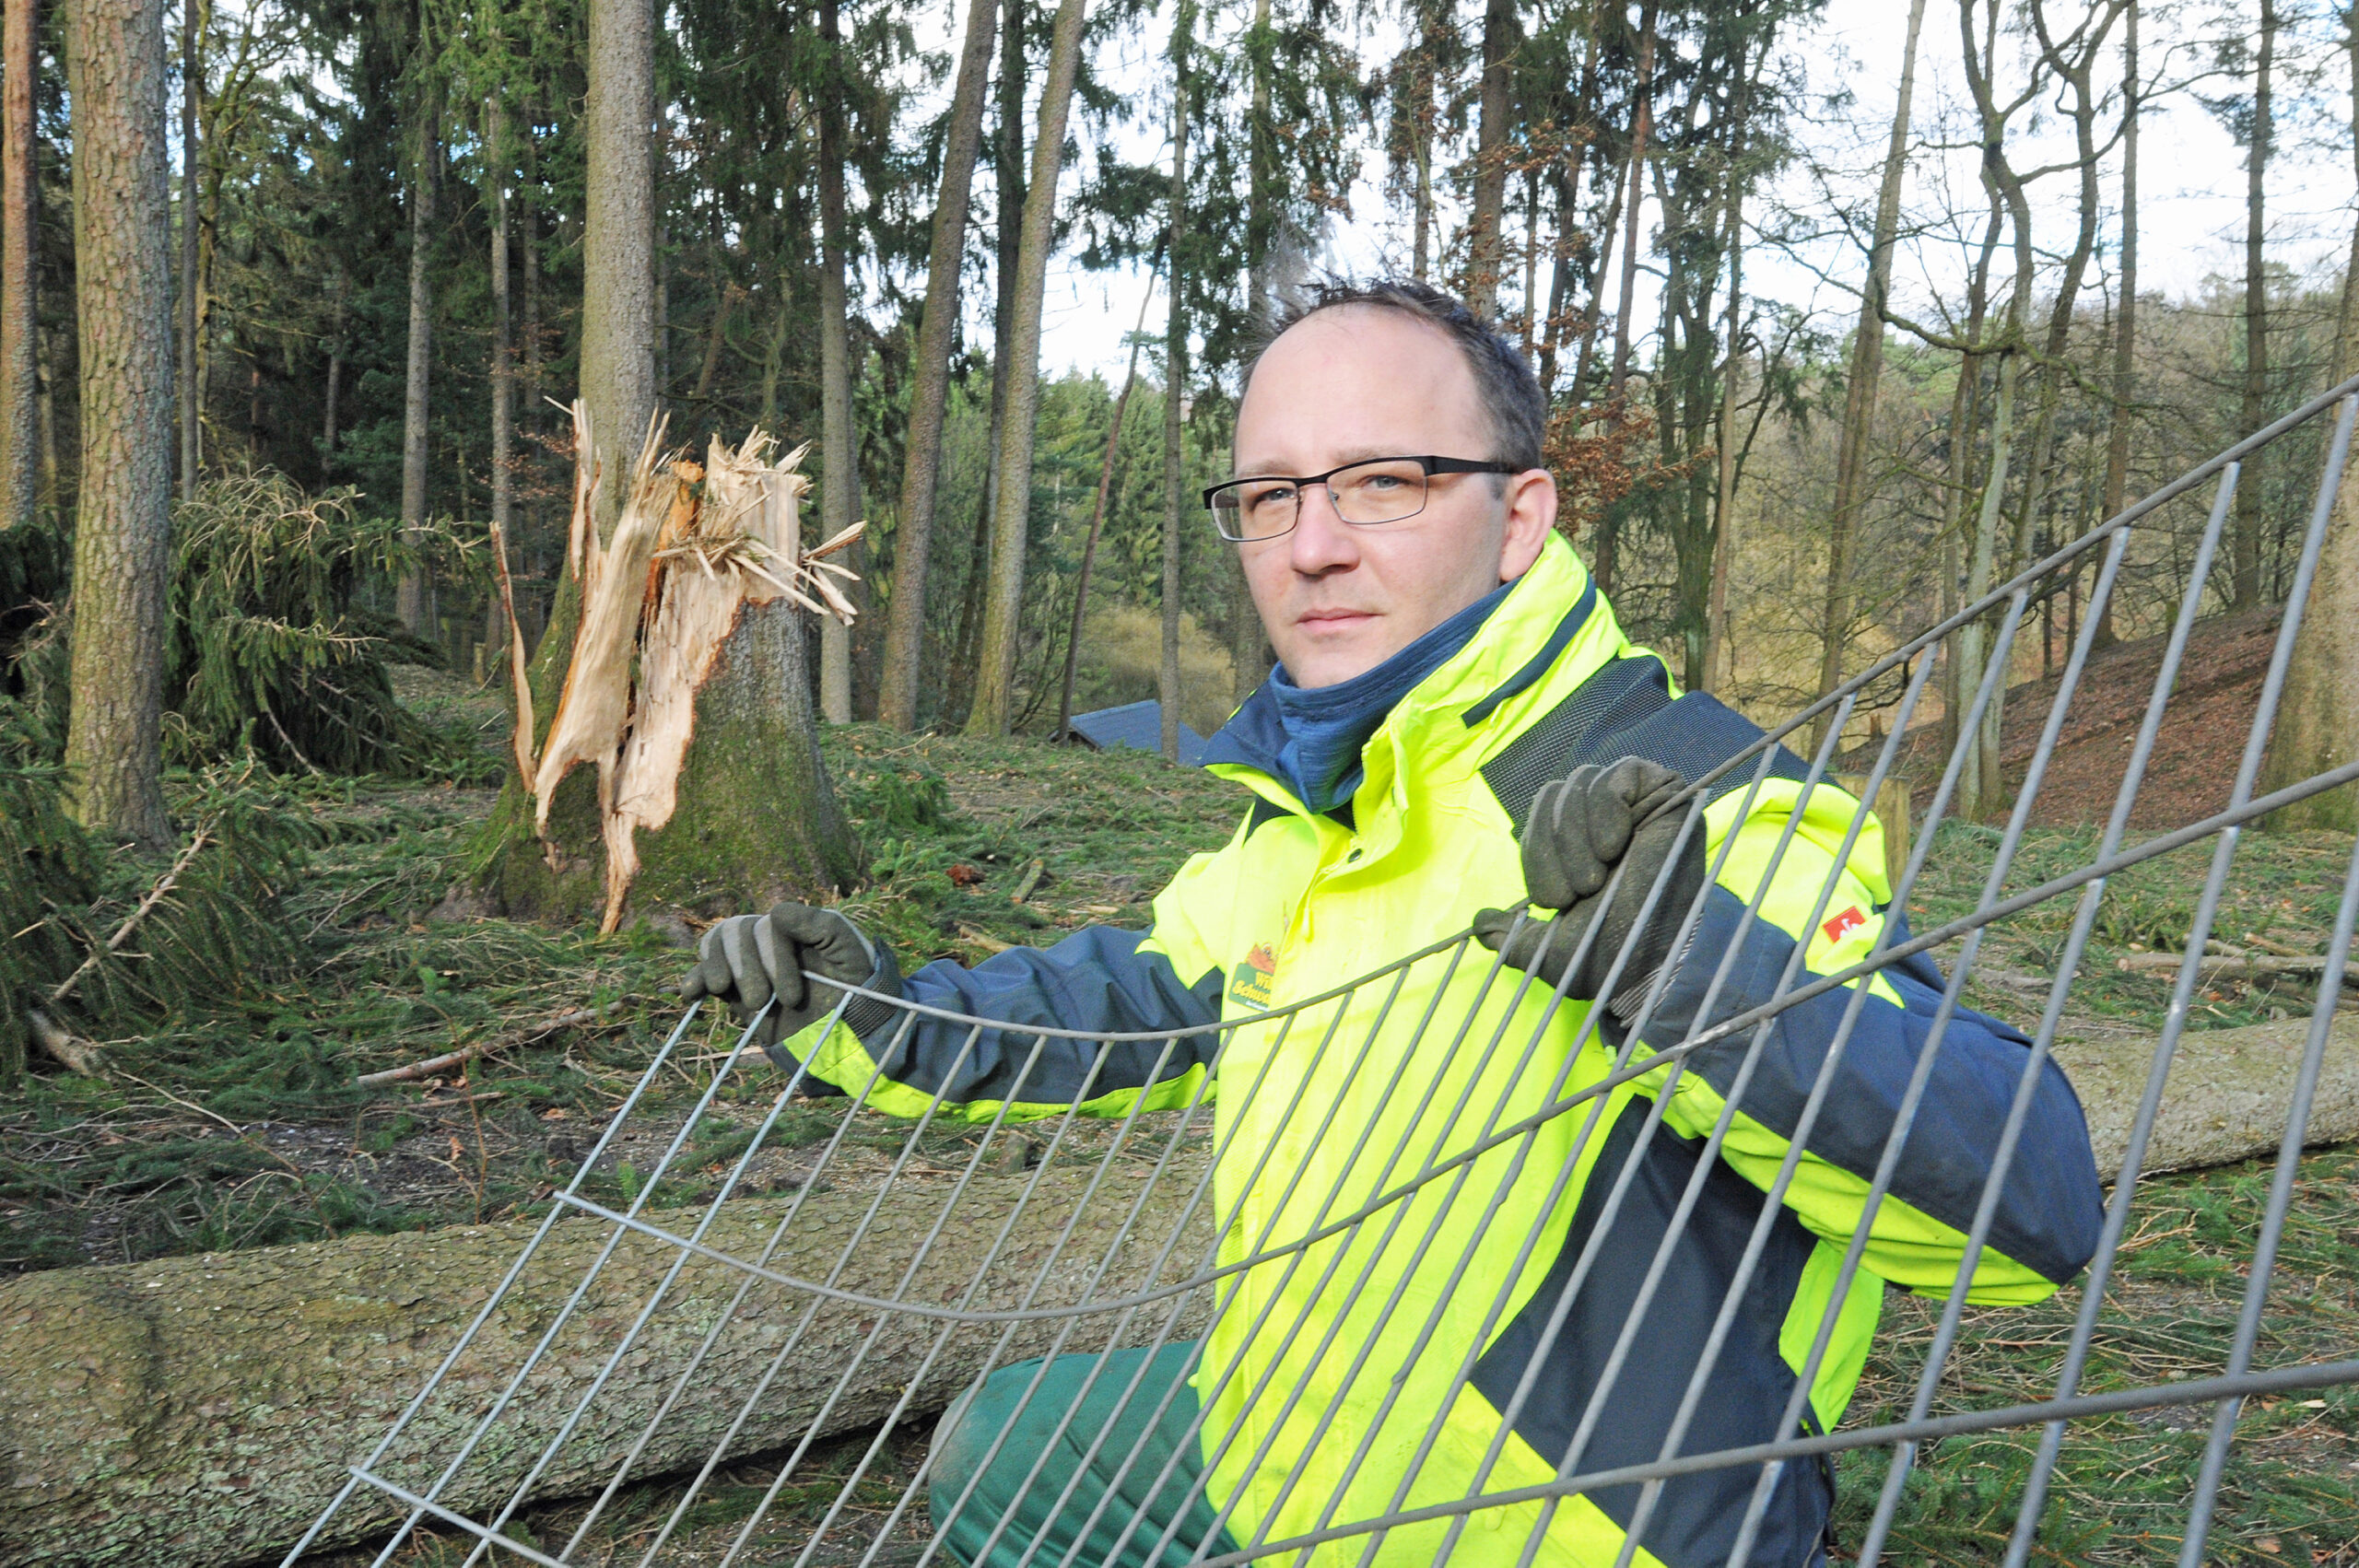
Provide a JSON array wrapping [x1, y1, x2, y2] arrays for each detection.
[[682, 281, 2103, 1567]]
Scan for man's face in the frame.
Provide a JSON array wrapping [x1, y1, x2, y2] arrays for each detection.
[[1231, 307, 1556, 690]]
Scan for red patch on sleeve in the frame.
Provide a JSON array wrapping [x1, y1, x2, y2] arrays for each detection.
[[1821, 906, 1867, 945]]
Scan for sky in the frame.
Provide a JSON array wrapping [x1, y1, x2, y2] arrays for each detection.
[[996, 0, 2358, 387]]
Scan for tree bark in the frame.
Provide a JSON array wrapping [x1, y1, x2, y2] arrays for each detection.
[[1811, 0, 1928, 745], [2233, 0, 2274, 614], [487, 96, 514, 656], [1592, 0, 1656, 596], [1, 0, 34, 535], [61, 0, 173, 848], [0, 1160, 1216, 1568], [176, 0, 196, 501], [395, 107, 437, 633], [1160, 4, 1190, 765], [2095, 0, 2137, 649], [1464, 0, 1516, 317], [966, 0, 1089, 736], [945, 0, 1028, 731], [580, 0, 656, 542], [2259, 4, 2359, 833], [877, 0, 996, 731], [816, 0, 859, 726]]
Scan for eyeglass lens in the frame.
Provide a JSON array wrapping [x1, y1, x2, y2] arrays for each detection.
[[1210, 458, 1431, 541]]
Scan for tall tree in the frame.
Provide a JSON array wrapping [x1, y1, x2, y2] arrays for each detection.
[[815, 0, 858, 724], [1464, 0, 1517, 315], [2259, 0, 2359, 831], [1161, 0, 1191, 763], [1591, 0, 1657, 595], [394, 102, 437, 631], [487, 94, 514, 654], [2233, 0, 2274, 612], [2094, 0, 2137, 649], [62, 0, 174, 845], [1, 0, 34, 534], [967, 0, 1088, 735], [177, 0, 197, 499], [876, 0, 995, 731], [1811, 0, 1929, 744]]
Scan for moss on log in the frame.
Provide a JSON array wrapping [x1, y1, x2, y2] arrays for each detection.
[[0, 1163, 1215, 1567]]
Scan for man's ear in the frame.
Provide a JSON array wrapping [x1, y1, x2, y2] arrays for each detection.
[[1497, 468, 1558, 582]]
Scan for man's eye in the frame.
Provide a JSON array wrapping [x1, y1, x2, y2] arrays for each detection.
[[1356, 474, 1408, 493], [1244, 484, 1297, 513]]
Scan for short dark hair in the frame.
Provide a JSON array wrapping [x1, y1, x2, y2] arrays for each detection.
[[1243, 278, 1547, 472]]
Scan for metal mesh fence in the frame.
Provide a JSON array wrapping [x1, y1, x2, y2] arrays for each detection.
[[288, 382, 2359, 1568]]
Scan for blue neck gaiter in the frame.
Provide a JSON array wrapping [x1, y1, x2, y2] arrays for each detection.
[[1267, 581, 1514, 813]]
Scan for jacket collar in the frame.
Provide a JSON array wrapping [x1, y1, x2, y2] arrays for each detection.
[[1203, 534, 1604, 814]]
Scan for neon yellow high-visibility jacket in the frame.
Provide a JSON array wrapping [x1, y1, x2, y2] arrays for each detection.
[[784, 534, 2104, 1567]]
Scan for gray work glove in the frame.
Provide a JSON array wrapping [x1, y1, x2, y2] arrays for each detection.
[[1473, 757, 1706, 1015], [680, 902, 902, 1061]]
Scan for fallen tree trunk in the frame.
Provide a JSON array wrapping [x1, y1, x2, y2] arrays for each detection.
[[2052, 1004, 2359, 1176], [0, 1162, 1216, 1567], [2, 1009, 2352, 1566]]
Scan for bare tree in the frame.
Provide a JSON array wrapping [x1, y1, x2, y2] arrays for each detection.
[[876, 0, 996, 731], [1811, 0, 1930, 743], [1, 0, 34, 534], [63, 0, 174, 845], [487, 95, 514, 662], [1058, 260, 1158, 740], [967, 0, 1089, 736]]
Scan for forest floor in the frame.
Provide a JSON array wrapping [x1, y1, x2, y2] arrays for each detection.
[[4, 661, 2355, 1565]]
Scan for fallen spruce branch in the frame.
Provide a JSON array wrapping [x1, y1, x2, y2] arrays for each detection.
[[26, 827, 216, 1077], [355, 1005, 612, 1088]]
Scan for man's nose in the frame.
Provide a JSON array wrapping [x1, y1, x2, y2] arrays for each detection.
[[1288, 483, 1361, 575]]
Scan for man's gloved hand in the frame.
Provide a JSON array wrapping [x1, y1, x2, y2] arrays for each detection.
[[680, 902, 901, 1058], [1473, 756, 1707, 1014]]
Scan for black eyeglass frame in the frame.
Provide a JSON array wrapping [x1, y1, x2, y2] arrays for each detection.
[[1201, 454, 1527, 542]]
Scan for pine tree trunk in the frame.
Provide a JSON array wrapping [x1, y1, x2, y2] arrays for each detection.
[[1464, 0, 1515, 317], [877, 0, 995, 731], [816, 0, 859, 727], [487, 97, 513, 648], [2259, 6, 2359, 833], [474, 0, 859, 925], [0, 1161, 1218, 1568], [0, 0, 35, 536], [1161, 4, 1190, 764], [967, 0, 1089, 736], [61, 0, 173, 848], [2233, 0, 2274, 614], [395, 109, 436, 633], [1812, 0, 1927, 744], [176, 0, 197, 501]]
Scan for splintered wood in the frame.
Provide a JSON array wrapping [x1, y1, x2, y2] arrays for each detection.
[[512, 404, 863, 933]]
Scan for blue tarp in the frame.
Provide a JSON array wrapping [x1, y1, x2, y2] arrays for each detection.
[[1067, 700, 1208, 767]]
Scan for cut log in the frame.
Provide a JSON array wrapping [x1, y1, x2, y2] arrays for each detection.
[[0, 1161, 1215, 1568], [3, 1009, 2354, 1566]]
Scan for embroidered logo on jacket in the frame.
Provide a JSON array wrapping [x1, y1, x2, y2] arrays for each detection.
[[1228, 942, 1277, 1009], [1822, 906, 1868, 946]]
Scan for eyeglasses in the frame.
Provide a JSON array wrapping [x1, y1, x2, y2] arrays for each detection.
[[1202, 455, 1526, 543]]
